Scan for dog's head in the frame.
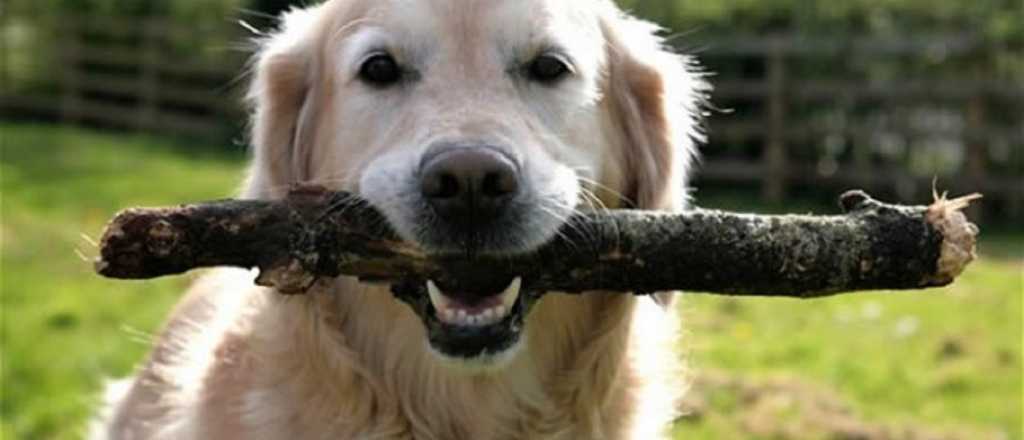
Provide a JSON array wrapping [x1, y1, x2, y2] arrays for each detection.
[[245, 0, 705, 366]]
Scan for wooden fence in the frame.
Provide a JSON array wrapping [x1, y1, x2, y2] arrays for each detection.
[[692, 34, 1022, 219], [2, 16, 1021, 219], [2, 16, 246, 138]]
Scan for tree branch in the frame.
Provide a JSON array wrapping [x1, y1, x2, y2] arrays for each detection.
[[94, 185, 980, 298]]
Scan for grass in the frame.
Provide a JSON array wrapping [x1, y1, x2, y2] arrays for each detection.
[[673, 257, 1022, 439], [1, 123, 247, 439], [2, 123, 1021, 439]]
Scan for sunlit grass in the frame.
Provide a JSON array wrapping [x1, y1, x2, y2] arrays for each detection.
[[673, 256, 1022, 439], [2, 123, 247, 439]]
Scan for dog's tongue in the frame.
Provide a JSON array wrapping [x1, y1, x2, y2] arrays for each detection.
[[427, 278, 521, 327]]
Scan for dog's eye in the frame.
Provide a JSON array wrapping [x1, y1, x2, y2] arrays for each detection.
[[359, 53, 402, 86], [527, 54, 572, 83]]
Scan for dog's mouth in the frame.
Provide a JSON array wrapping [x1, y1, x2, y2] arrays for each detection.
[[392, 276, 540, 363]]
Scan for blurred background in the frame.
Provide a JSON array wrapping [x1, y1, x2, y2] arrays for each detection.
[[2, 0, 1021, 439]]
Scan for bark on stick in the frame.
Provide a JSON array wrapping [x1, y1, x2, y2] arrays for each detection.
[[94, 186, 980, 298]]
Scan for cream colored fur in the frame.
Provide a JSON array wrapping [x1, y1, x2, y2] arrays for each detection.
[[93, 1, 706, 438]]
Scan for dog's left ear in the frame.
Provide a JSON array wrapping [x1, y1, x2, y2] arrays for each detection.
[[601, 11, 708, 306], [600, 12, 707, 212]]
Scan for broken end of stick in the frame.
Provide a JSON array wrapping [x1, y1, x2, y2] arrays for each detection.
[[93, 210, 131, 278], [93, 208, 186, 279], [924, 192, 982, 286]]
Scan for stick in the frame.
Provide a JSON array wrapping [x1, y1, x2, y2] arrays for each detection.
[[94, 185, 980, 298]]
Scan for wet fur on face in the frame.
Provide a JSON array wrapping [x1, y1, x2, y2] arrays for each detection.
[[93, 1, 707, 439]]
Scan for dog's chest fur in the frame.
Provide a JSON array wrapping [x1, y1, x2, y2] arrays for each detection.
[[169, 277, 679, 440]]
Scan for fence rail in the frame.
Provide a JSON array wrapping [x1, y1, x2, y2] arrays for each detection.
[[2, 16, 1021, 219], [4, 15, 245, 138], [691, 33, 1022, 219]]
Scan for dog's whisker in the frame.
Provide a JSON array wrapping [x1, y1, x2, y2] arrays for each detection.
[[577, 187, 612, 214], [73, 247, 93, 263], [568, 169, 623, 198], [571, 187, 621, 247], [119, 325, 157, 346], [558, 192, 608, 247], [533, 197, 587, 252], [236, 19, 267, 37], [539, 212, 579, 252], [80, 233, 99, 248], [574, 174, 631, 207], [235, 7, 282, 21]]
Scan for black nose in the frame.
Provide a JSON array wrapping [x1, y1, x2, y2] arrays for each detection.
[[420, 146, 520, 222]]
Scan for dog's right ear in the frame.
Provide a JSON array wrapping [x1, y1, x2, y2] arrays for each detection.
[[242, 7, 321, 199]]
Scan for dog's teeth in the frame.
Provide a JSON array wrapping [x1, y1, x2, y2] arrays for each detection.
[[429, 278, 521, 327], [427, 280, 449, 312], [500, 277, 522, 310], [477, 310, 489, 325]]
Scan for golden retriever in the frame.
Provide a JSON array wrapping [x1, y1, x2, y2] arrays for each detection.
[[93, 0, 707, 438]]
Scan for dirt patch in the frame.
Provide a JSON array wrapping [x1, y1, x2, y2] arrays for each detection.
[[677, 370, 1004, 440]]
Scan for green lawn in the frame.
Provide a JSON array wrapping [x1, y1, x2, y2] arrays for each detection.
[[2, 123, 1021, 439], [1, 123, 247, 439]]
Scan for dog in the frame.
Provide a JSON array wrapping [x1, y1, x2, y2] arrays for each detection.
[[93, 0, 706, 438]]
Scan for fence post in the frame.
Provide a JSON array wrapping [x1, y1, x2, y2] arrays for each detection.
[[964, 85, 986, 222], [59, 19, 83, 124], [763, 39, 788, 203], [844, 49, 872, 191], [137, 18, 160, 131], [851, 117, 873, 190]]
